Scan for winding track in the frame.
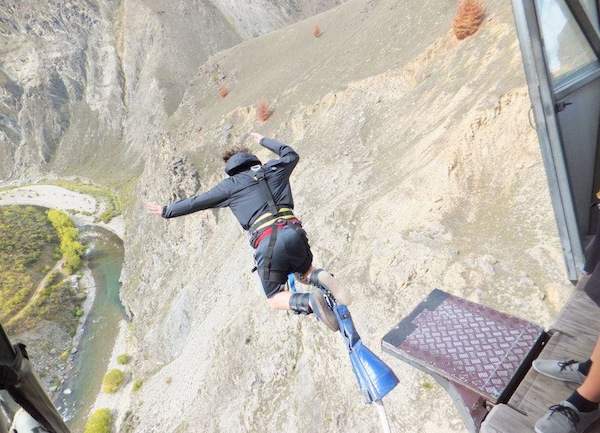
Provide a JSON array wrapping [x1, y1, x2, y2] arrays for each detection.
[[5, 258, 65, 328]]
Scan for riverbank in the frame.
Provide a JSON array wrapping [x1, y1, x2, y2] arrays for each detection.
[[91, 320, 135, 432], [0, 185, 124, 239], [66, 268, 96, 379], [55, 228, 127, 431], [0, 183, 129, 431]]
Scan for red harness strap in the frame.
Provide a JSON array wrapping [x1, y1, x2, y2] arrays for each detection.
[[252, 218, 300, 248]]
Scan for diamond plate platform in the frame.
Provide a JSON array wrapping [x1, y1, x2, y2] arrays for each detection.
[[382, 289, 548, 432], [481, 285, 600, 433]]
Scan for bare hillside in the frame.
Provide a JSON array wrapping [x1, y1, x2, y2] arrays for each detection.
[[0, 0, 344, 180], [119, 1, 573, 433], [0, 0, 575, 432]]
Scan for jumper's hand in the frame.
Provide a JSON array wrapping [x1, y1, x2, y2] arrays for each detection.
[[145, 202, 164, 216], [249, 132, 264, 144]]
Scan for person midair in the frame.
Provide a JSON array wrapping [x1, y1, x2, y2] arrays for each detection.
[[145, 132, 350, 331]]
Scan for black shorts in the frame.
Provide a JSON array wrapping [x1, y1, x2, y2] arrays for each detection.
[[253, 223, 313, 298]]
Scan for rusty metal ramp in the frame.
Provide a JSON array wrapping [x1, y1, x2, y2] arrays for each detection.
[[481, 286, 600, 433], [382, 289, 547, 432]]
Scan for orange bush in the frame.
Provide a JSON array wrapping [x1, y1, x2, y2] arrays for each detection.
[[257, 100, 272, 122], [313, 24, 322, 38], [218, 85, 229, 98], [453, 0, 485, 40]]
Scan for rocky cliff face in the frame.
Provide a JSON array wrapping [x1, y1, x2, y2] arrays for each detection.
[[120, 1, 573, 433], [1, 0, 575, 432], [0, 0, 343, 180], [0, 0, 125, 179]]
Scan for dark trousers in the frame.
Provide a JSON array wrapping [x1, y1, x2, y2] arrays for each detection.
[[585, 234, 600, 274]]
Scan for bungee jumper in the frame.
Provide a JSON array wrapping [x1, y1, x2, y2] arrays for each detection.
[[147, 133, 398, 432], [145, 133, 350, 331]]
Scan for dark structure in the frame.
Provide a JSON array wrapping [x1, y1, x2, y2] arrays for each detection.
[[0, 324, 70, 433], [514, 0, 600, 281]]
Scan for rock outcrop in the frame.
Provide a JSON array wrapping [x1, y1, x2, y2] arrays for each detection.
[[0, 0, 344, 179]]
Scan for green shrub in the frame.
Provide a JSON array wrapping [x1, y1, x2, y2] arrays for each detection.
[[52, 248, 62, 260], [0, 206, 59, 322], [421, 381, 434, 391], [59, 350, 70, 362], [47, 209, 84, 274], [117, 354, 131, 365], [84, 408, 112, 433], [132, 379, 143, 392], [102, 369, 125, 393], [46, 271, 61, 286], [6, 271, 83, 335], [99, 208, 119, 224]]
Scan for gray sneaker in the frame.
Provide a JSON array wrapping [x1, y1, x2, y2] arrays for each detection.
[[535, 401, 600, 433], [309, 292, 339, 332], [533, 360, 586, 385]]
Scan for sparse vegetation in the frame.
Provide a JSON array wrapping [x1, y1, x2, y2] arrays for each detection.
[[132, 379, 143, 392], [47, 209, 84, 274], [114, 175, 139, 218], [313, 24, 322, 38], [9, 273, 81, 334], [119, 410, 139, 433], [102, 369, 125, 393], [59, 350, 70, 362], [453, 0, 485, 40], [421, 380, 434, 391], [84, 408, 112, 433], [1, 207, 85, 334], [117, 354, 131, 365], [165, 376, 172, 385], [73, 306, 84, 318], [257, 100, 272, 122], [0, 185, 17, 193], [45, 179, 122, 223], [99, 192, 122, 223], [218, 85, 229, 98], [0, 206, 59, 322]]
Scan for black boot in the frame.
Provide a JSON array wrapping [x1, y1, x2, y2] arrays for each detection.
[[289, 292, 339, 332], [289, 293, 312, 315], [308, 268, 352, 305]]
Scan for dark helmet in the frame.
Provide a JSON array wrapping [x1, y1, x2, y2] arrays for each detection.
[[224, 152, 262, 176]]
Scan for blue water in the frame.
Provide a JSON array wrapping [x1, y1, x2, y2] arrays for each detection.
[[56, 227, 125, 432]]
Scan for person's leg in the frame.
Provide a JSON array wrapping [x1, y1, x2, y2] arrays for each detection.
[[258, 264, 338, 331], [263, 284, 337, 331], [298, 265, 352, 305], [533, 358, 589, 384], [280, 223, 352, 305], [535, 337, 600, 433], [577, 337, 600, 404], [266, 290, 292, 310], [584, 234, 600, 275], [255, 233, 293, 311], [256, 225, 338, 331]]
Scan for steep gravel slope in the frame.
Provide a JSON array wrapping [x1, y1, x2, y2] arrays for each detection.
[[0, 0, 344, 180], [117, 1, 573, 433], [1, 0, 575, 432]]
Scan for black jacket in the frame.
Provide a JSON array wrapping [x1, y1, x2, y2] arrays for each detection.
[[162, 137, 299, 231]]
